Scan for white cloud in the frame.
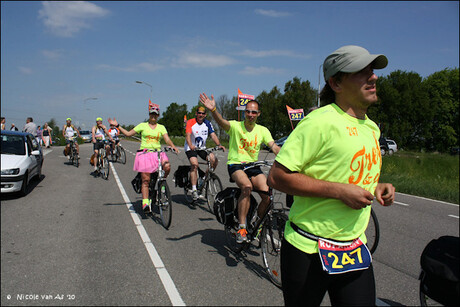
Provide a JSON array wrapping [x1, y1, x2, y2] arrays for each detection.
[[38, 1, 109, 37], [19, 66, 33, 75], [239, 66, 285, 75], [237, 49, 311, 59], [97, 62, 163, 72], [255, 9, 291, 18], [42, 49, 63, 59], [172, 53, 236, 68]]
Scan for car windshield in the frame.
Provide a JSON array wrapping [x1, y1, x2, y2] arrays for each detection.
[[80, 130, 91, 135], [1, 135, 26, 155]]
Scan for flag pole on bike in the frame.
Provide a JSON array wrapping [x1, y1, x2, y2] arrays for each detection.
[[108, 100, 179, 214], [199, 92, 281, 244]]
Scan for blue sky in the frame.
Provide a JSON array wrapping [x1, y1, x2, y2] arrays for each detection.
[[1, 1, 459, 130]]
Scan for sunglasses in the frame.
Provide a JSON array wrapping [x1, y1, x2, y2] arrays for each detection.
[[197, 112, 206, 115], [245, 110, 259, 115]]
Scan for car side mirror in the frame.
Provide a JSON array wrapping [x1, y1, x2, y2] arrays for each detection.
[[31, 150, 41, 156]]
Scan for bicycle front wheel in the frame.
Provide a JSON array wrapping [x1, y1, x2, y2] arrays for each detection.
[[366, 208, 380, 254], [100, 155, 110, 180], [119, 146, 126, 164], [205, 174, 223, 213], [73, 148, 79, 167], [261, 212, 288, 288], [158, 180, 172, 229]]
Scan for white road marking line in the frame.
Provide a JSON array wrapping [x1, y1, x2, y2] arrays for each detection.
[[394, 201, 410, 206], [448, 215, 459, 219], [396, 192, 458, 206], [110, 162, 186, 306]]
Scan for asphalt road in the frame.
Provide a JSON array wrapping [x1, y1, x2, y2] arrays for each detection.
[[1, 140, 459, 306]]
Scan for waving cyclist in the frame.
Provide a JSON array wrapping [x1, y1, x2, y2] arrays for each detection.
[[108, 123, 120, 154], [62, 118, 81, 159], [200, 93, 281, 243], [185, 106, 225, 201], [108, 101, 179, 213], [91, 117, 114, 175]]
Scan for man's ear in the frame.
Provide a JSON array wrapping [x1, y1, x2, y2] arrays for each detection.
[[328, 77, 342, 93]]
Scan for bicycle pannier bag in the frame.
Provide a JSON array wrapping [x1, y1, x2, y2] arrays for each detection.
[[214, 188, 258, 226], [90, 153, 96, 166], [173, 165, 206, 188], [174, 165, 190, 188], [131, 173, 142, 194], [420, 235, 459, 306], [214, 188, 240, 226]]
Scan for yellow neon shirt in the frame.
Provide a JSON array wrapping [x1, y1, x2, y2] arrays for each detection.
[[134, 122, 167, 150], [226, 120, 274, 164], [275, 103, 382, 254]]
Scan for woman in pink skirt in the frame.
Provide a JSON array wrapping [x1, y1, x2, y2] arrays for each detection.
[[108, 102, 179, 213]]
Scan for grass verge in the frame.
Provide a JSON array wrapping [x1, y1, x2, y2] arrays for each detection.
[[380, 151, 459, 204]]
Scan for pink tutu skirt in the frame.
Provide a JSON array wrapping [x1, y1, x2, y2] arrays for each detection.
[[133, 150, 169, 173]]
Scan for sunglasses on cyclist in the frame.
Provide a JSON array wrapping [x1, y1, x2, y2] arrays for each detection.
[[197, 112, 206, 115], [245, 110, 259, 115]]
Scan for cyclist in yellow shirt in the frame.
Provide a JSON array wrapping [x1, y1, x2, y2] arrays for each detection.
[[108, 102, 179, 213], [200, 93, 281, 244]]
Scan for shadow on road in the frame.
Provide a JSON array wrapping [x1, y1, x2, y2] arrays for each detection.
[[166, 228, 273, 286]]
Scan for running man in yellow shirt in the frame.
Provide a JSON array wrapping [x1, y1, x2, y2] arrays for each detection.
[[200, 93, 281, 244], [268, 45, 395, 306]]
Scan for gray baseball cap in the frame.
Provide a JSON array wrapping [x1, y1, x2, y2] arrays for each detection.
[[323, 45, 388, 81]]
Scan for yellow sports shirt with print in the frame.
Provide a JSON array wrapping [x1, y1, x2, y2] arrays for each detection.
[[134, 122, 168, 151], [275, 103, 382, 254], [226, 121, 274, 164]]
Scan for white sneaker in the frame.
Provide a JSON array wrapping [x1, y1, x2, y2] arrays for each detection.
[[192, 190, 198, 201]]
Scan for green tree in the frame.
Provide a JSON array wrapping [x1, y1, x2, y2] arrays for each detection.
[[369, 70, 431, 151], [158, 102, 188, 136], [422, 68, 459, 152]]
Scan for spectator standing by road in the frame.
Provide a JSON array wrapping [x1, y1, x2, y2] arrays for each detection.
[[23, 117, 37, 137], [267, 45, 395, 306], [42, 123, 52, 148], [36, 125, 43, 146], [1, 117, 5, 130], [10, 123, 19, 131]]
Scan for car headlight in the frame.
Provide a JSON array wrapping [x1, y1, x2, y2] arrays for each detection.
[[1, 168, 20, 175]]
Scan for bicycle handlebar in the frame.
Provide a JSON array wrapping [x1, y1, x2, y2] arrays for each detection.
[[242, 160, 274, 171], [194, 146, 224, 153]]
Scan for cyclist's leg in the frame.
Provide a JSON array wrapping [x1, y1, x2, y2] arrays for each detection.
[[281, 238, 329, 306], [160, 152, 170, 177], [189, 157, 199, 188], [231, 170, 253, 226], [208, 152, 218, 170], [251, 173, 271, 217], [141, 172, 151, 210], [75, 143, 80, 155]]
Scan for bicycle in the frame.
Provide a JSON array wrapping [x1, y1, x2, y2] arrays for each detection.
[[145, 147, 174, 229], [67, 137, 79, 168], [218, 160, 289, 288], [94, 140, 110, 180], [110, 141, 126, 164], [182, 146, 224, 212]]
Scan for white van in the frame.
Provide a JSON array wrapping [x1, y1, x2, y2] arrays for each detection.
[[385, 139, 398, 154]]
